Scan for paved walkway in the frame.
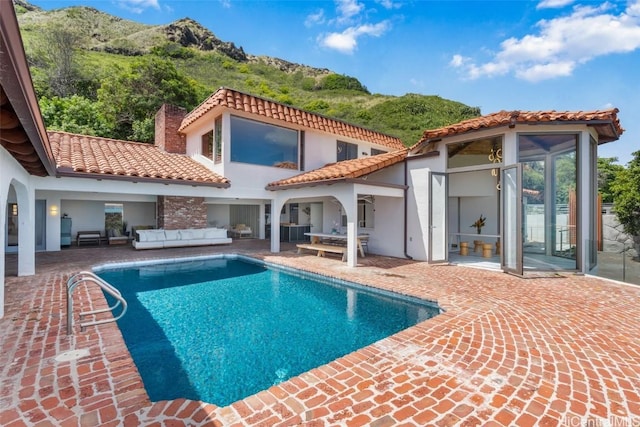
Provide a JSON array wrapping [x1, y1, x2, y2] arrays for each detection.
[[1, 241, 639, 426]]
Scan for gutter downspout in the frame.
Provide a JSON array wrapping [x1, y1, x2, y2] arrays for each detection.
[[404, 159, 413, 260]]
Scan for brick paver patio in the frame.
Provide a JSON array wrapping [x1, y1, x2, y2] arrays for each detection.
[[1, 240, 639, 426]]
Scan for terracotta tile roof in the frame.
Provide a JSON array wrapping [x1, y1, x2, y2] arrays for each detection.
[[266, 150, 407, 190], [48, 131, 230, 187], [414, 109, 624, 150], [179, 87, 405, 150]]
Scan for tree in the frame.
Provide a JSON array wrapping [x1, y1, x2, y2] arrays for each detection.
[[611, 151, 640, 236], [97, 57, 203, 141], [39, 95, 113, 136], [30, 25, 83, 98], [598, 157, 624, 203]]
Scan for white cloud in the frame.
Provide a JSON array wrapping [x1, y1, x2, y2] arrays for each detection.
[[335, 0, 365, 24], [537, 0, 575, 9], [319, 21, 390, 54], [305, 9, 326, 27], [218, 0, 231, 9], [453, 1, 640, 81], [376, 0, 402, 10], [116, 0, 160, 14]]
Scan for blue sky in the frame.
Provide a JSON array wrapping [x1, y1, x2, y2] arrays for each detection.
[[30, 0, 640, 164]]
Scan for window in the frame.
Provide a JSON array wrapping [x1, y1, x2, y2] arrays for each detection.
[[230, 116, 298, 169], [214, 117, 222, 164], [105, 203, 124, 234], [371, 148, 387, 156], [337, 141, 358, 161], [201, 130, 213, 159], [447, 136, 502, 169]]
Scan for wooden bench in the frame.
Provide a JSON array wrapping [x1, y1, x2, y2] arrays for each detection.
[[76, 231, 102, 246], [296, 243, 346, 261]]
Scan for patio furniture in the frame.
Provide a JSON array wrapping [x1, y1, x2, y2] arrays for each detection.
[[133, 227, 231, 249], [106, 229, 129, 245], [296, 243, 346, 261], [76, 231, 102, 246], [229, 224, 252, 238]]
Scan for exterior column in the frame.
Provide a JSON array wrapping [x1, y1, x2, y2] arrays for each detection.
[[0, 182, 6, 318], [344, 194, 358, 267], [270, 199, 281, 253], [17, 185, 35, 276]]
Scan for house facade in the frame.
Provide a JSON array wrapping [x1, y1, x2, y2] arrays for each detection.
[[1, 2, 623, 317]]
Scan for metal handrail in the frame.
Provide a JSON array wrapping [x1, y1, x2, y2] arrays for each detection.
[[67, 271, 127, 334]]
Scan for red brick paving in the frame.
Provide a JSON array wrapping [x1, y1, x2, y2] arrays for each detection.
[[1, 240, 640, 426]]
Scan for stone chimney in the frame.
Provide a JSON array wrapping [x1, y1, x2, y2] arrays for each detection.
[[155, 104, 187, 154]]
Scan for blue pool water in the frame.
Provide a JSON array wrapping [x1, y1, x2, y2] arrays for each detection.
[[97, 255, 439, 407]]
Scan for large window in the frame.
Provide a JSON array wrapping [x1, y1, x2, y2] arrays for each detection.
[[447, 136, 502, 169], [214, 117, 222, 164], [337, 141, 358, 161], [230, 116, 298, 169]]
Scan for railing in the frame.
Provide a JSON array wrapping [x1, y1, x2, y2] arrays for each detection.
[[67, 271, 127, 334]]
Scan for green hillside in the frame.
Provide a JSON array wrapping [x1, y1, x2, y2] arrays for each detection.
[[15, 1, 481, 145]]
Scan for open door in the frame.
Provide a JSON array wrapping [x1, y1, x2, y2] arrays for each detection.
[[501, 165, 523, 275], [429, 172, 448, 263]]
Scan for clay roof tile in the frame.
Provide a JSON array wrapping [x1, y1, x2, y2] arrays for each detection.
[[47, 131, 230, 187], [414, 108, 623, 150], [266, 149, 408, 190], [179, 87, 404, 150]]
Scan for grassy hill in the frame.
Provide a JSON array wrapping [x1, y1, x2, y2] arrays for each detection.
[[14, 1, 481, 146]]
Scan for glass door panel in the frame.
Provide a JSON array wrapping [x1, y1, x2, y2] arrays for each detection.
[[429, 172, 447, 263], [501, 165, 522, 275]]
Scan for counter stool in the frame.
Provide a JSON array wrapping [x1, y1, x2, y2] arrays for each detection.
[[482, 243, 494, 258], [459, 242, 469, 256], [474, 240, 483, 253]]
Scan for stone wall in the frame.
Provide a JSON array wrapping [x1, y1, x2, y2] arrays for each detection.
[[157, 196, 207, 230], [602, 213, 638, 257]]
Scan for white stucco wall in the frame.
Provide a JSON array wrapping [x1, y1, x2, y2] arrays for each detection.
[[1, 147, 38, 318]]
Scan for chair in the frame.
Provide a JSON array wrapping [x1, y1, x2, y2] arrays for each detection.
[[230, 224, 252, 238], [107, 228, 129, 245]]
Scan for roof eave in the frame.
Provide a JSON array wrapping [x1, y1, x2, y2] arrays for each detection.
[[0, 1, 56, 176], [56, 170, 231, 188]]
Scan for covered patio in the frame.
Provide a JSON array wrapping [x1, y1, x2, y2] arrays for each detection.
[[2, 242, 639, 426]]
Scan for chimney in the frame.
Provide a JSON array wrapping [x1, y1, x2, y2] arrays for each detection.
[[155, 104, 187, 154]]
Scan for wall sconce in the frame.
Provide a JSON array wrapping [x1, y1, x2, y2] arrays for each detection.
[[11, 204, 18, 216], [49, 205, 59, 217]]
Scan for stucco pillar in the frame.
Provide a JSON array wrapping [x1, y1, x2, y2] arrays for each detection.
[[16, 184, 35, 276], [0, 179, 6, 318], [270, 199, 282, 253], [342, 193, 358, 267]]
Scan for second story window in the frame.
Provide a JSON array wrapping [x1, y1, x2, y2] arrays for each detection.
[[214, 117, 222, 164], [337, 141, 357, 161], [371, 148, 387, 156], [230, 116, 298, 169], [201, 130, 213, 159]]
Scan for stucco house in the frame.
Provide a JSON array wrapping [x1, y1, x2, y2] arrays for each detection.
[[1, 2, 623, 317]]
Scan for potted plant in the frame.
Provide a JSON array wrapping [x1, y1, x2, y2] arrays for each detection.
[[471, 215, 486, 234]]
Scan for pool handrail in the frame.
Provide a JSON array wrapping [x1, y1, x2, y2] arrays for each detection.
[[66, 271, 128, 334]]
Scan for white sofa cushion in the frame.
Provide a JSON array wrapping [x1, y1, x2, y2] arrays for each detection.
[[179, 230, 193, 240], [190, 229, 205, 239], [164, 230, 180, 240]]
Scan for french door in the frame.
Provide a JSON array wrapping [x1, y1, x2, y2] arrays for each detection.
[[501, 165, 523, 275], [429, 172, 448, 263]]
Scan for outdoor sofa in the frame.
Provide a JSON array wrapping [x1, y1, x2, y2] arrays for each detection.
[[133, 227, 231, 249]]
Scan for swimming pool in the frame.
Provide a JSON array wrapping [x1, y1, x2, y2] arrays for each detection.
[[96, 255, 440, 407]]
